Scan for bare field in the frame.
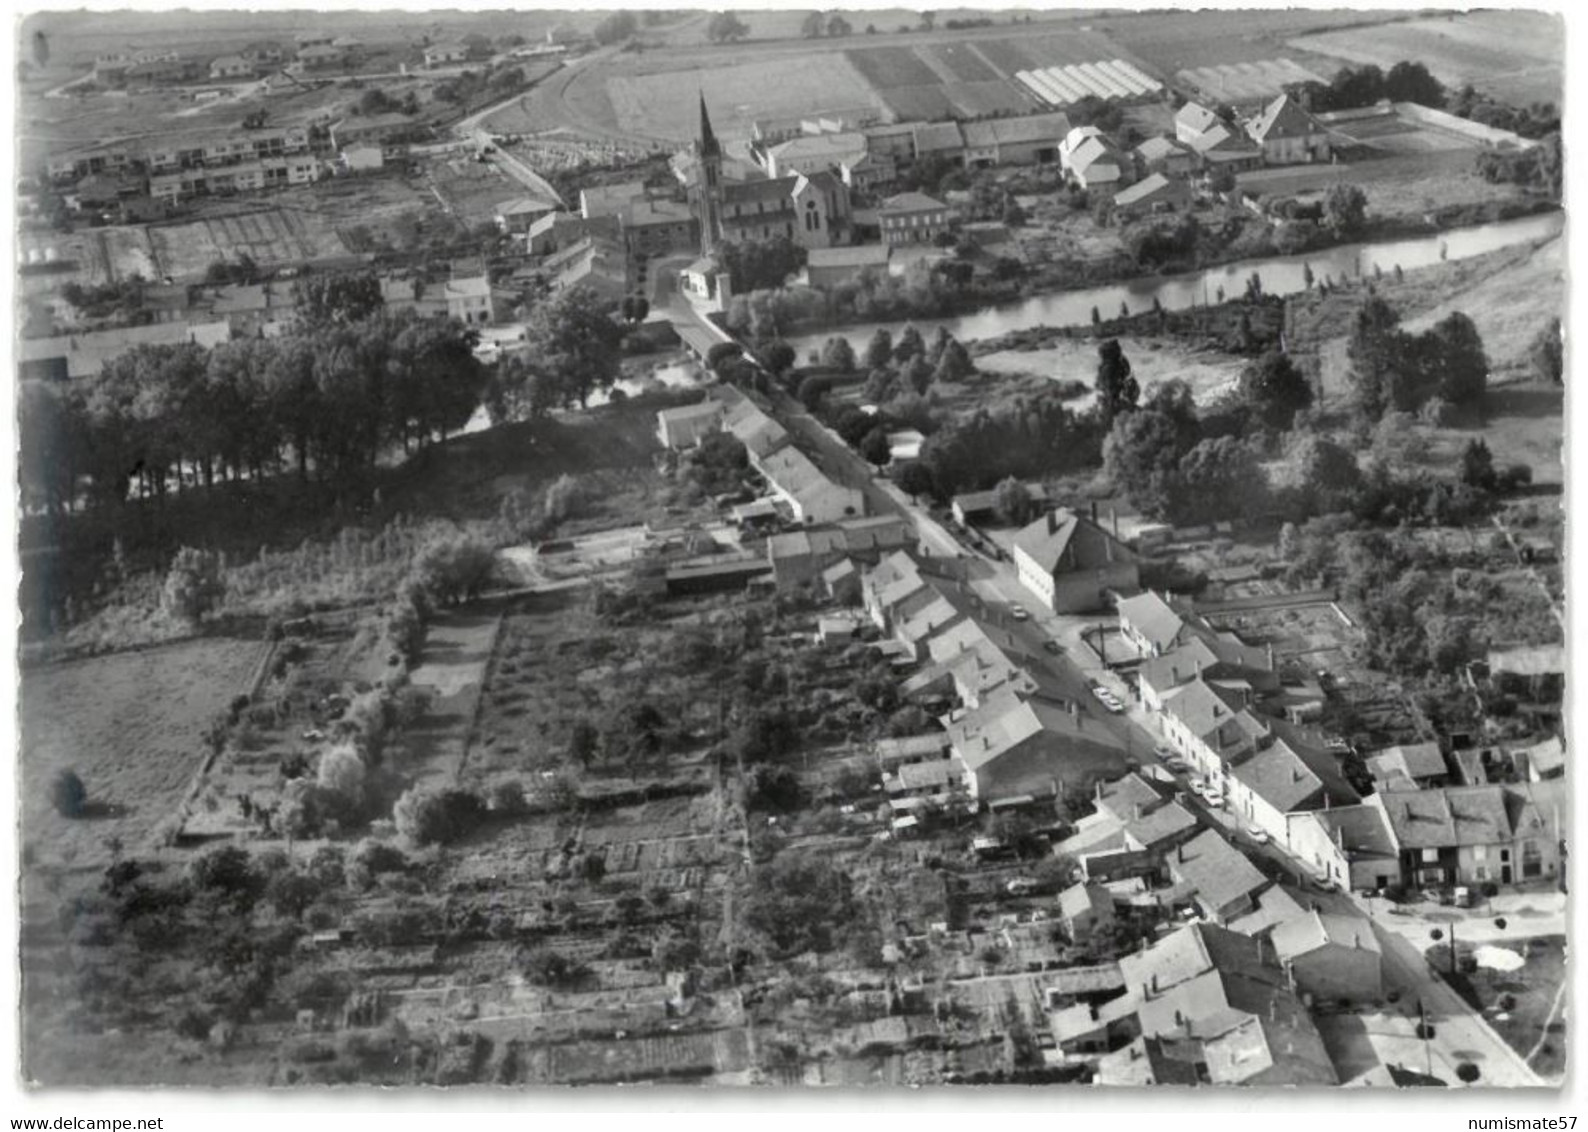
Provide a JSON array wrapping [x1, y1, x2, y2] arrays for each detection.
[[1288, 10, 1564, 107], [20, 637, 265, 867]]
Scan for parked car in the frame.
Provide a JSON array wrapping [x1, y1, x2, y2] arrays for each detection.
[[1043, 640, 1062, 654], [1246, 825, 1270, 844], [1010, 607, 1030, 622], [1189, 780, 1208, 798], [1005, 877, 1039, 896]]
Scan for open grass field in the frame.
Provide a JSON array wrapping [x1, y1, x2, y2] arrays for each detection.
[[971, 336, 1247, 415], [1177, 58, 1327, 103], [1288, 10, 1565, 107], [20, 636, 266, 867]]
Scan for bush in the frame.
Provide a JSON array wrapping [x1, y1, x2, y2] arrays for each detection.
[[1455, 1062, 1481, 1084], [162, 547, 226, 624], [392, 786, 485, 846], [49, 769, 87, 818]]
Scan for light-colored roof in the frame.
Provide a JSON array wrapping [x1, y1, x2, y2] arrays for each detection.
[[1137, 135, 1189, 161], [1116, 590, 1185, 651], [1119, 922, 1263, 997], [951, 482, 1050, 518], [948, 687, 1126, 774], [1297, 805, 1398, 861], [1271, 910, 1380, 963], [1168, 829, 1268, 914], [1095, 773, 1163, 824], [1229, 739, 1334, 815], [1366, 742, 1447, 784], [1123, 799, 1199, 852], [1160, 678, 1267, 755], [1374, 784, 1530, 850], [1225, 883, 1306, 937], [443, 275, 491, 300], [1114, 171, 1188, 208], [657, 400, 724, 426], [497, 195, 558, 217], [1059, 881, 1114, 922], [1175, 102, 1220, 135], [768, 131, 867, 163], [1487, 644, 1565, 676]]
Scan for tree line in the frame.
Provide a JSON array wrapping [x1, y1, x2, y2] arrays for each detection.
[[20, 292, 486, 518]]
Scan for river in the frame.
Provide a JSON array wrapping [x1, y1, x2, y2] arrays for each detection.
[[789, 211, 1564, 357]]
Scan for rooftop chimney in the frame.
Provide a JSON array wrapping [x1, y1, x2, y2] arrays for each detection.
[[1048, 511, 1058, 535], [1090, 501, 1099, 525]]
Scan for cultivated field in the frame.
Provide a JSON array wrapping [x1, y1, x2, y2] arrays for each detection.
[[1288, 10, 1565, 107], [607, 55, 879, 142], [148, 207, 349, 277], [1177, 58, 1327, 103], [426, 154, 525, 228], [1101, 8, 1408, 76], [20, 637, 266, 866]]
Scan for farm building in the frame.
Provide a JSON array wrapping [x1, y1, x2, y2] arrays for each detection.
[[804, 243, 891, 288], [878, 191, 952, 247], [1112, 172, 1192, 218], [757, 446, 867, 525], [1011, 507, 1138, 614], [1364, 742, 1450, 793], [1245, 94, 1332, 165], [960, 112, 1070, 168], [1174, 102, 1224, 147]]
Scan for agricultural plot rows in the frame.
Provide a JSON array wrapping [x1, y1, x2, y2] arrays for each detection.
[[1176, 58, 1327, 103], [147, 207, 348, 278], [1016, 58, 1161, 108]]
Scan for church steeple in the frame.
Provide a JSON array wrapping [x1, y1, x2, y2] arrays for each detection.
[[698, 91, 721, 159], [693, 92, 724, 256]]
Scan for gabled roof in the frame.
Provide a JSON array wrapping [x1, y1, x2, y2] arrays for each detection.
[[656, 400, 724, 427], [1161, 678, 1266, 754], [1168, 829, 1268, 914], [1123, 799, 1199, 852], [1114, 172, 1188, 208], [1136, 135, 1189, 161], [1095, 1036, 1207, 1087], [1095, 773, 1163, 825], [1299, 804, 1398, 861], [443, 275, 491, 300], [1366, 742, 1447, 786], [1067, 136, 1123, 177], [948, 686, 1125, 774], [721, 396, 790, 457], [497, 195, 559, 218], [1230, 736, 1357, 815], [1271, 910, 1380, 963], [1012, 509, 1133, 576], [1247, 94, 1324, 143], [1119, 922, 1264, 997], [1059, 881, 1114, 922], [768, 131, 867, 164], [1175, 102, 1220, 135], [1116, 590, 1186, 651], [579, 181, 647, 218]]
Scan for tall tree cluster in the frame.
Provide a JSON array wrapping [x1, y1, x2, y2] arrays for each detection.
[[19, 301, 486, 518], [1347, 295, 1490, 421]]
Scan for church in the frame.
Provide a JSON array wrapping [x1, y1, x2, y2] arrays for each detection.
[[682, 96, 853, 304]]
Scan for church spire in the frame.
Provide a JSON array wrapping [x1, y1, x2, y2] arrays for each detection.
[[698, 91, 721, 159]]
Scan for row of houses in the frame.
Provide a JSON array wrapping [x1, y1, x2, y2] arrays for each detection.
[[92, 33, 370, 88], [19, 267, 498, 382], [1119, 590, 1566, 893]]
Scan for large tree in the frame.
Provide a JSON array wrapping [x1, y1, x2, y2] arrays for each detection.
[[1094, 338, 1140, 423], [1103, 409, 1190, 518], [1238, 350, 1313, 430], [1419, 311, 1489, 407], [524, 285, 622, 408], [1323, 183, 1368, 236], [1346, 294, 1405, 421], [707, 11, 749, 42]]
